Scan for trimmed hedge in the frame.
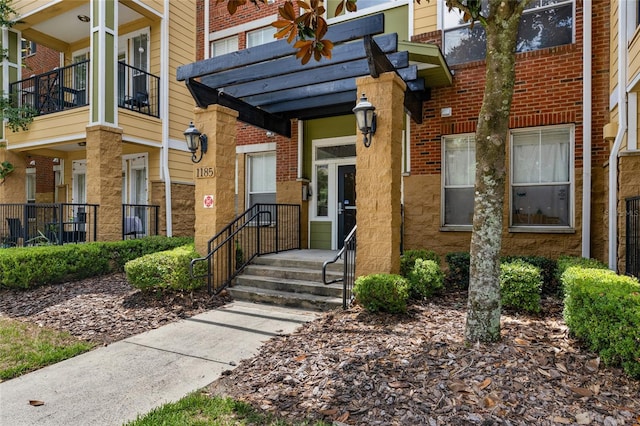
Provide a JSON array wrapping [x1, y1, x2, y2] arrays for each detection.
[[400, 249, 440, 277], [502, 255, 557, 295], [353, 274, 409, 314], [0, 236, 193, 289], [406, 259, 444, 299], [562, 267, 640, 378], [500, 260, 543, 313], [125, 244, 205, 291]]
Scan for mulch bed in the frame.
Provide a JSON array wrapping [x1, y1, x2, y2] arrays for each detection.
[[1, 276, 639, 425]]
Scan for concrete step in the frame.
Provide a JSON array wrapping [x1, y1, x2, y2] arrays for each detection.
[[242, 263, 343, 284], [228, 285, 344, 311], [252, 253, 344, 273], [234, 274, 343, 298]]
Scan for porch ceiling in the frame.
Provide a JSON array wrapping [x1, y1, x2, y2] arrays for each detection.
[[15, 2, 145, 51], [177, 13, 453, 138]]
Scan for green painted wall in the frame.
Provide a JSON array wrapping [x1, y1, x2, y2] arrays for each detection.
[[310, 221, 332, 249], [303, 114, 355, 179], [325, 5, 409, 41]]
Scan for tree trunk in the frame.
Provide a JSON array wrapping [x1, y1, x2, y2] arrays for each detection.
[[465, 1, 523, 343]]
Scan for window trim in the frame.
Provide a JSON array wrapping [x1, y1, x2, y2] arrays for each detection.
[[441, 133, 475, 230], [210, 35, 239, 57], [246, 151, 277, 208], [509, 124, 575, 232]]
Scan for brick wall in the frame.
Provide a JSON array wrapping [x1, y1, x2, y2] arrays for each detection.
[[23, 44, 60, 76], [405, 0, 611, 260]]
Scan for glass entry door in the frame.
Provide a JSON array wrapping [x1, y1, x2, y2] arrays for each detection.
[[337, 165, 356, 249]]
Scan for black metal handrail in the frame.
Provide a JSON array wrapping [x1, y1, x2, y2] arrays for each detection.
[[0, 203, 97, 247], [626, 196, 640, 278], [10, 60, 90, 116], [322, 225, 356, 309], [190, 203, 301, 294], [122, 204, 160, 240]]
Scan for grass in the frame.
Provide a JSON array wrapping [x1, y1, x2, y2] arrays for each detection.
[[124, 391, 331, 426], [0, 317, 94, 381]]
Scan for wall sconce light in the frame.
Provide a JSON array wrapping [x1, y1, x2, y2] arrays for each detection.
[[184, 122, 208, 163], [353, 93, 376, 147], [29, 160, 36, 166]]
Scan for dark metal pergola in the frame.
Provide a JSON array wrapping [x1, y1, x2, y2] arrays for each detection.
[[177, 13, 452, 138]]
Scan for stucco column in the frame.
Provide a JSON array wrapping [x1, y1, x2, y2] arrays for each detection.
[[193, 105, 238, 256], [355, 72, 407, 277], [86, 125, 123, 241]]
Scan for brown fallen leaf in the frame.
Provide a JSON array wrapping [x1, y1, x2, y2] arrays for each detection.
[[478, 378, 492, 390], [570, 387, 594, 398], [483, 396, 497, 408], [388, 381, 410, 389], [319, 408, 338, 416], [514, 337, 530, 346], [29, 400, 45, 406], [336, 412, 350, 422], [553, 416, 572, 424], [294, 354, 307, 362]]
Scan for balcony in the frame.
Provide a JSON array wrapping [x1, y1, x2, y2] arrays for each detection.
[[9, 61, 160, 119]]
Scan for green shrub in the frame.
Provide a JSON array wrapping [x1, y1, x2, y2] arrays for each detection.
[[0, 236, 193, 290], [445, 252, 470, 291], [353, 274, 409, 314], [125, 244, 205, 291], [502, 255, 557, 295], [562, 267, 640, 378], [555, 256, 609, 296], [406, 259, 444, 299], [500, 260, 543, 313], [400, 249, 440, 277]]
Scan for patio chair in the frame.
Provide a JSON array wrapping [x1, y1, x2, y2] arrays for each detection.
[[123, 91, 150, 114]]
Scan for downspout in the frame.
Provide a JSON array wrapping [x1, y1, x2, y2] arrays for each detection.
[[297, 120, 303, 180], [609, 1, 627, 270], [581, 0, 592, 258], [162, 0, 173, 236], [204, 0, 210, 60]]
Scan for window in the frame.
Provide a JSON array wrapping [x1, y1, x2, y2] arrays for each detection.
[[21, 39, 36, 58], [247, 152, 276, 207], [442, 134, 475, 226], [211, 35, 238, 57], [511, 126, 572, 227], [247, 27, 276, 48], [26, 168, 36, 203], [442, 0, 574, 65]]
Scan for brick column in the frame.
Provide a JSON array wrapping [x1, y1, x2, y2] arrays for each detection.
[[193, 105, 238, 256], [355, 72, 406, 276], [86, 125, 123, 241]]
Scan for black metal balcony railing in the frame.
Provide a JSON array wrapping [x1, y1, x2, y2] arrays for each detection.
[[626, 196, 640, 279], [10, 60, 90, 115], [0, 203, 97, 247], [8, 60, 160, 119], [122, 204, 160, 240]]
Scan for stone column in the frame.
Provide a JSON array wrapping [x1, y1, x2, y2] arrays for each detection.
[[193, 105, 238, 256], [0, 149, 26, 203], [355, 72, 407, 276], [86, 125, 123, 241]]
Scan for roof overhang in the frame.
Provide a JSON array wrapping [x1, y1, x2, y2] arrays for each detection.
[[177, 14, 452, 137]]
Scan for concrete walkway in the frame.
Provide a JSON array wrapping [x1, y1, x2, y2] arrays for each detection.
[[0, 301, 319, 426]]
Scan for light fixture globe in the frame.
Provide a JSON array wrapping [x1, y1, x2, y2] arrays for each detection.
[[184, 122, 208, 163], [353, 94, 377, 147]]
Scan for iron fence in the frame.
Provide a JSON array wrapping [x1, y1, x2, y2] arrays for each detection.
[[117, 62, 160, 118], [626, 196, 640, 278], [10, 60, 90, 116], [0, 203, 97, 247], [122, 204, 160, 239], [191, 203, 301, 294]]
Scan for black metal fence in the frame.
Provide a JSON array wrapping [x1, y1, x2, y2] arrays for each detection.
[[0, 203, 97, 247], [8, 60, 160, 119], [626, 196, 640, 279], [117, 62, 160, 118], [122, 204, 160, 239], [10, 61, 90, 116], [191, 203, 301, 294]]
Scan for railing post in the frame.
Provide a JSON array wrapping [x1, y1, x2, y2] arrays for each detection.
[[275, 204, 280, 253]]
